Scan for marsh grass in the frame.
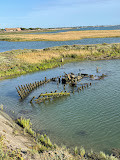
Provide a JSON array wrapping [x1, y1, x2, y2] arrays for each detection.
[[0, 30, 120, 41], [36, 134, 53, 148], [17, 117, 35, 137], [98, 151, 118, 160], [80, 146, 85, 158], [0, 43, 120, 80], [17, 117, 54, 154], [74, 146, 78, 155], [87, 150, 119, 160]]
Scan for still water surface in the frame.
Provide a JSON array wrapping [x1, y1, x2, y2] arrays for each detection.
[[0, 37, 120, 52], [0, 60, 120, 152]]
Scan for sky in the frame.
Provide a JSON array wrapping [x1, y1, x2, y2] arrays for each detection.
[[0, 0, 120, 28]]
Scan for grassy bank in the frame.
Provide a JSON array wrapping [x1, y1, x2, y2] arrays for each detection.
[[0, 30, 120, 41], [0, 43, 120, 80]]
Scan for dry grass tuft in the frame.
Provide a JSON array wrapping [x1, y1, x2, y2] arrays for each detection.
[[16, 50, 61, 63], [16, 49, 91, 64]]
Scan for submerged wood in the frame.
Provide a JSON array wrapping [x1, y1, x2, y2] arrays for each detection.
[[16, 71, 106, 103], [16, 78, 51, 100]]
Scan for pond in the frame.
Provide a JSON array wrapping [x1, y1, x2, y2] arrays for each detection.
[[0, 59, 120, 153]]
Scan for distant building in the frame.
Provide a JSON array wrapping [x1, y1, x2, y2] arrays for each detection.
[[4, 28, 21, 32]]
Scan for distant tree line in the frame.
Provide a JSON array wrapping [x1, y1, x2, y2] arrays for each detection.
[[20, 27, 42, 30]]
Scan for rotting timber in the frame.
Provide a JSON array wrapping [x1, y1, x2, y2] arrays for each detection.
[[34, 91, 70, 104], [61, 72, 82, 86], [16, 70, 107, 103], [16, 77, 51, 100]]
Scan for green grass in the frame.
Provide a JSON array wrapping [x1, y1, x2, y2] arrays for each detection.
[[36, 134, 53, 148], [74, 146, 78, 156], [80, 146, 85, 158], [17, 117, 35, 137], [17, 117, 54, 154], [1, 43, 120, 80]]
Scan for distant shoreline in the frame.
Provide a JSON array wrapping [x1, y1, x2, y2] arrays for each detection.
[[0, 30, 120, 42], [0, 24, 120, 33]]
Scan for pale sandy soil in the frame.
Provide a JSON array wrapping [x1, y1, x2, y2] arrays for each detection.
[[0, 110, 76, 160], [0, 110, 41, 159]]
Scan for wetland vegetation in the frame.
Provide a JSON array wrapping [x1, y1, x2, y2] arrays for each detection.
[[0, 43, 120, 80], [0, 30, 120, 41]]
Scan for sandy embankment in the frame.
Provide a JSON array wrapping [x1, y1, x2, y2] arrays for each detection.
[[0, 110, 75, 160], [0, 110, 40, 159]]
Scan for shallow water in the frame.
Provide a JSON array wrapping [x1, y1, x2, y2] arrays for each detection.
[[0, 59, 120, 153], [0, 37, 120, 52]]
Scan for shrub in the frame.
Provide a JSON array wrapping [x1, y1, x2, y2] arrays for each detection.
[[71, 54, 77, 58]]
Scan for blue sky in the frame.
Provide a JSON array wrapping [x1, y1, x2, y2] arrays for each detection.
[[0, 0, 120, 28]]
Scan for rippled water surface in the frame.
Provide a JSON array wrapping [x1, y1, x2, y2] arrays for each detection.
[[0, 60, 120, 152]]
